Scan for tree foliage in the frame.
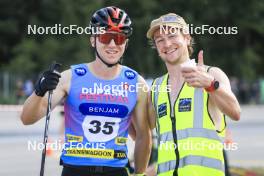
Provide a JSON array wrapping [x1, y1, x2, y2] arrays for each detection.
[[0, 0, 263, 80]]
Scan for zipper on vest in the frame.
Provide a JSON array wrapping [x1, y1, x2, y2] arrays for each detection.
[[170, 113, 180, 176], [167, 76, 182, 176]]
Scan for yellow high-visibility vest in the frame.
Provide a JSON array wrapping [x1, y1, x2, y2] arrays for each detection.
[[151, 74, 225, 176]]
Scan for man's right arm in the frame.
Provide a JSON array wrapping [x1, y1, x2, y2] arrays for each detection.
[[132, 76, 152, 174], [20, 70, 71, 125], [147, 91, 156, 130]]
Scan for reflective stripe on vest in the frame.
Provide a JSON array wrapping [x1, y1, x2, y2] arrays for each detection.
[[158, 155, 224, 173], [159, 128, 223, 143]]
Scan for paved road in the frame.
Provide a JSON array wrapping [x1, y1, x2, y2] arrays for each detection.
[[0, 109, 62, 176], [226, 105, 264, 167], [0, 105, 263, 176]]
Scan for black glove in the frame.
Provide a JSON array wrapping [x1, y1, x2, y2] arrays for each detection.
[[35, 70, 61, 97]]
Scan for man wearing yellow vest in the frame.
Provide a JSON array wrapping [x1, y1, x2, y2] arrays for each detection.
[[146, 13, 241, 176]]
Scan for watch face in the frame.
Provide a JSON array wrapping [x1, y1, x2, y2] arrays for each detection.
[[214, 81, 219, 90]]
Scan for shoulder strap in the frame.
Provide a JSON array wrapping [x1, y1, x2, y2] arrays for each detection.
[[152, 75, 166, 115]]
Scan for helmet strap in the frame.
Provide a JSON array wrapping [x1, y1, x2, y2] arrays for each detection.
[[118, 41, 128, 65], [93, 36, 128, 68], [94, 36, 119, 68]]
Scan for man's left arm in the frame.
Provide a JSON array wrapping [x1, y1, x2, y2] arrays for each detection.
[[206, 67, 241, 121], [132, 75, 152, 174]]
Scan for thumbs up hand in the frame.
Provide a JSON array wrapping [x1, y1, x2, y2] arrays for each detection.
[[181, 50, 214, 88], [198, 50, 204, 66]]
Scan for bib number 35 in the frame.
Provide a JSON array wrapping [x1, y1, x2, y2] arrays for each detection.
[[89, 120, 115, 134], [82, 116, 121, 142]]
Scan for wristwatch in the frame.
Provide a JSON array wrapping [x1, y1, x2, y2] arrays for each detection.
[[205, 79, 219, 92]]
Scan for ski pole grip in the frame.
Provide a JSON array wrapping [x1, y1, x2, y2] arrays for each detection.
[[49, 62, 62, 73]]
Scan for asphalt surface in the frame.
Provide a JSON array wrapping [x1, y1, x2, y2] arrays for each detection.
[[0, 105, 263, 176], [226, 105, 264, 167]]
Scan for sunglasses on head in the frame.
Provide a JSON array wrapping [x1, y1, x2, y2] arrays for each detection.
[[97, 33, 127, 45]]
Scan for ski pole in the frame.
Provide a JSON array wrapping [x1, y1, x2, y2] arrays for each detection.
[[40, 62, 61, 176]]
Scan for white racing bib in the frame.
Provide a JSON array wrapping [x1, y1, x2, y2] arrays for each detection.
[[82, 116, 121, 142]]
